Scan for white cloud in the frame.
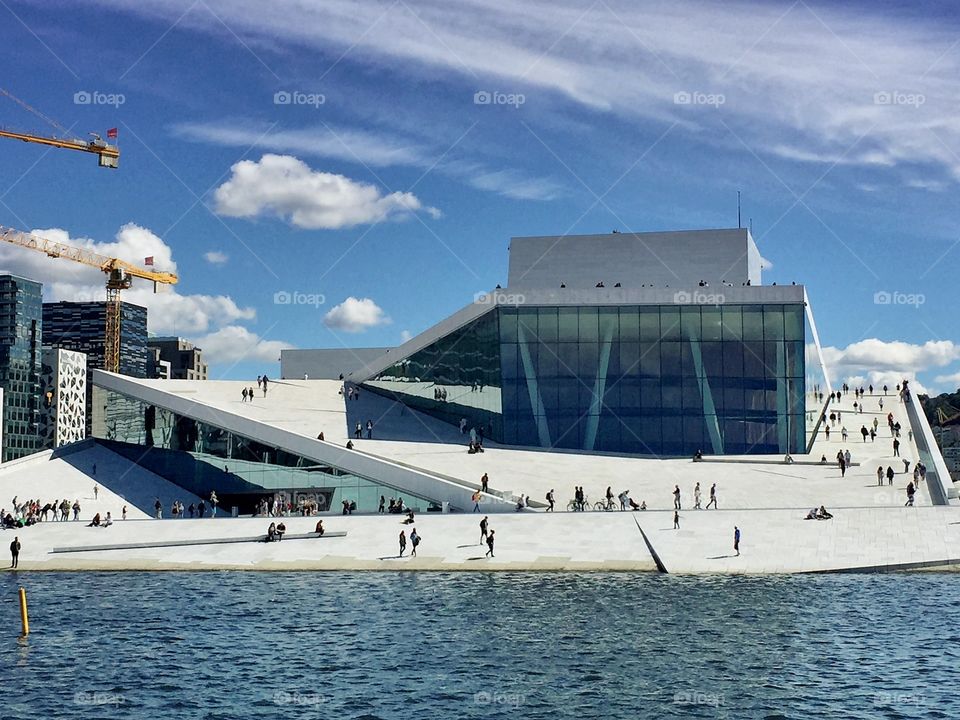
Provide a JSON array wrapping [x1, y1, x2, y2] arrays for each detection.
[[204, 250, 229, 265], [213, 154, 438, 229], [175, 122, 425, 168], [323, 297, 390, 333], [821, 338, 960, 395], [760, 255, 773, 270], [400, 329, 412, 343], [192, 325, 294, 365], [821, 339, 960, 374], [0, 223, 265, 340], [933, 371, 960, 391]]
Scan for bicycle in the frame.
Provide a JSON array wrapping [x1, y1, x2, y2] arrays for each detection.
[[567, 496, 588, 511], [593, 498, 618, 512]]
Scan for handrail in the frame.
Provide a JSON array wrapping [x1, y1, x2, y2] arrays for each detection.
[[903, 389, 953, 506]]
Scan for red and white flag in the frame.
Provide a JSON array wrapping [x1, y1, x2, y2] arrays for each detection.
[[144, 256, 154, 266], [106, 128, 118, 139]]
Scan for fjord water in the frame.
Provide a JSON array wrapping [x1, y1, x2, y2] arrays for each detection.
[[3, 572, 957, 719]]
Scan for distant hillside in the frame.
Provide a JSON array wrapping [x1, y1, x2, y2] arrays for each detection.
[[920, 388, 960, 426]]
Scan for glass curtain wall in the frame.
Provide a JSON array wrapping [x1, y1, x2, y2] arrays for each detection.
[[500, 303, 806, 456], [365, 311, 502, 440], [92, 387, 436, 512]]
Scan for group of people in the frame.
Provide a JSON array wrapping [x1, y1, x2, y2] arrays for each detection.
[[263, 519, 326, 541], [2, 497, 84, 527], [153, 491, 218, 519], [353, 420, 374, 439], [240, 374, 271, 402], [87, 511, 115, 527], [804, 506, 833, 520], [379, 496, 409, 514], [341, 384, 361, 401]]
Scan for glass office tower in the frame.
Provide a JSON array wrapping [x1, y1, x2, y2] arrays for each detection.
[[0, 274, 43, 461]]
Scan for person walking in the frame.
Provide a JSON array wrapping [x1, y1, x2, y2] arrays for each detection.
[[410, 528, 421, 557], [472, 491, 481, 513], [546, 489, 555, 512], [877, 466, 884, 486], [398, 530, 407, 557], [905, 482, 916, 507], [734, 526, 741, 557], [210, 491, 219, 517], [485, 528, 495, 558], [694, 482, 701, 509], [9, 536, 20, 568], [355, 422, 362, 440], [93, 484, 99, 500], [366, 420, 373, 439], [479, 516, 489, 545], [673, 485, 681, 510], [154, 498, 162, 519], [481, 473, 489, 493], [706, 483, 718, 509], [673, 510, 680, 530], [886, 466, 895, 485], [861, 425, 868, 442], [893, 438, 900, 457]]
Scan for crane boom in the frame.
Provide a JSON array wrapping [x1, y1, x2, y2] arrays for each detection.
[[0, 129, 120, 168], [0, 225, 177, 372], [0, 88, 120, 168], [0, 225, 177, 284]]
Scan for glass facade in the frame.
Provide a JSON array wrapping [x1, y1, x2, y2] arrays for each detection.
[[0, 275, 43, 461], [93, 388, 437, 513], [368, 302, 811, 456]]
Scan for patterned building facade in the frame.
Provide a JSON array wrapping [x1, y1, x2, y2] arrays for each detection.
[[40, 348, 87, 448]]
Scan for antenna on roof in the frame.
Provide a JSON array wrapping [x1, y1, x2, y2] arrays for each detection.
[[737, 190, 742, 229], [749, 217, 753, 235]]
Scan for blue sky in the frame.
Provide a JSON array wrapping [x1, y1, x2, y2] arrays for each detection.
[[1, 0, 959, 393]]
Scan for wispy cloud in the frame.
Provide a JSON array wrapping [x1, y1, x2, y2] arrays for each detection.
[[112, 0, 960, 187], [173, 120, 563, 201]]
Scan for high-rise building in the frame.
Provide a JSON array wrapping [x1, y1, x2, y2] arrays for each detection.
[[42, 300, 148, 434], [148, 337, 207, 380], [0, 274, 43, 461], [42, 301, 148, 377]]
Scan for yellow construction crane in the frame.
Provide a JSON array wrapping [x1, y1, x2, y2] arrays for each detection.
[[0, 88, 119, 168], [0, 225, 177, 372]]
